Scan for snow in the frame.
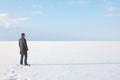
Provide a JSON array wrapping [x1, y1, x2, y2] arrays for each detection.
[[0, 41, 120, 80]]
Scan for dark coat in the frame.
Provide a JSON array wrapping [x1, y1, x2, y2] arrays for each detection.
[[19, 37, 28, 54]]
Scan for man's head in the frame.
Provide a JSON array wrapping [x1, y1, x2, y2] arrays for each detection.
[[21, 33, 25, 38]]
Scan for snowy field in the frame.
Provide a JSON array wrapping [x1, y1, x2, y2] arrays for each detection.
[[0, 41, 120, 80]]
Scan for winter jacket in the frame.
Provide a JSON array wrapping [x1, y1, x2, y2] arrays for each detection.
[[19, 37, 28, 54]]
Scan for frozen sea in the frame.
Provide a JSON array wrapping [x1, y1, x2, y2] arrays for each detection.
[[0, 41, 120, 80]]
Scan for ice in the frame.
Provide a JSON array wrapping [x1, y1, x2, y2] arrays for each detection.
[[1, 64, 120, 80], [0, 41, 120, 80]]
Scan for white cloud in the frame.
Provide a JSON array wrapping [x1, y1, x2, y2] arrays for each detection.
[[32, 11, 44, 15], [32, 4, 42, 9], [0, 13, 30, 28], [107, 6, 116, 12], [32, 4, 44, 15], [105, 6, 118, 17], [0, 13, 8, 17], [107, 12, 113, 17], [106, 6, 116, 17], [68, 0, 88, 6]]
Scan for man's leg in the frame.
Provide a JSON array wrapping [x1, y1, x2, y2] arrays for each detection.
[[24, 52, 28, 65], [20, 54, 23, 65]]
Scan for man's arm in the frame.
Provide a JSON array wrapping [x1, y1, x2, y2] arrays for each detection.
[[18, 39, 21, 48], [24, 39, 28, 51]]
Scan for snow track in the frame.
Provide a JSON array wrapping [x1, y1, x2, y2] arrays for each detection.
[[1, 64, 120, 80], [1, 65, 30, 80]]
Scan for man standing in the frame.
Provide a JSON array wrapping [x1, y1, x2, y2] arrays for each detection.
[[19, 33, 29, 65]]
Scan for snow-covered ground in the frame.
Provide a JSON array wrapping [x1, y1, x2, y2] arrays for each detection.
[[0, 41, 120, 80]]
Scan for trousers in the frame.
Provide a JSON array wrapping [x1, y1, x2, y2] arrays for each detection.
[[20, 52, 28, 65]]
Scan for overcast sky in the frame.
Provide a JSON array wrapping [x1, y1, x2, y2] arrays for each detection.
[[0, 0, 120, 41]]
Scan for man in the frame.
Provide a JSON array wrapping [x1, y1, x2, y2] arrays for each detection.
[[19, 33, 29, 65]]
